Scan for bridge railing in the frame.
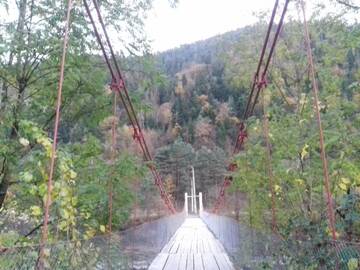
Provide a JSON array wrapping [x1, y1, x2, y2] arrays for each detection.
[[120, 210, 186, 264], [200, 211, 279, 268], [282, 238, 360, 269], [0, 236, 127, 270], [0, 211, 186, 270], [200, 211, 360, 269]]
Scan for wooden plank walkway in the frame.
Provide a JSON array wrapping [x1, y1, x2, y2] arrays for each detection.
[[149, 217, 235, 270]]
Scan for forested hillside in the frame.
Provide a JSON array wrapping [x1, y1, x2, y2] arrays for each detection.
[[1, 0, 360, 268], [141, 13, 360, 267], [132, 19, 360, 216]]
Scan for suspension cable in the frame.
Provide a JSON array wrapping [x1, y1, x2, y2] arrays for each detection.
[[37, 0, 73, 269], [300, 0, 337, 240], [91, 0, 153, 162], [249, 0, 290, 117], [83, 0, 176, 214], [232, 0, 280, 157], [243, 0, 279, 120], [213, 0, 290, 213]]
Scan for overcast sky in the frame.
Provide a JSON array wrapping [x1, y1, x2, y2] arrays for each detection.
[[1, 0, 356, 53], [145, 0, 277, 52], [0, 0, 275, 52], [145, 0, 360, 52]]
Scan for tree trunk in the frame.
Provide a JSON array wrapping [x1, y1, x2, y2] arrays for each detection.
[[0, 0, 28, 209], [0, 54, 14, 111], [1, 0, 27, 111], [0, 158, 9, 208]]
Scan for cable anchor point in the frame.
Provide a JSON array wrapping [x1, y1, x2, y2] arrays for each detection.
[[257, 77, 268, 90], [110, 77, 125, 92]]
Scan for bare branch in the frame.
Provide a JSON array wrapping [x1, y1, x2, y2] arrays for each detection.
[[336, 0, 360, 10]]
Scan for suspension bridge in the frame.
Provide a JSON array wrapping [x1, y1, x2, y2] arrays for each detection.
[[1, 0, 360, 269]]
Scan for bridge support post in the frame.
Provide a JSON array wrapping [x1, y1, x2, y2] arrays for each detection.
[[191, 187, 194, 213], [191, 166, 197, 214], [199, 192, 203, 215], [184, 192, 188, 216]]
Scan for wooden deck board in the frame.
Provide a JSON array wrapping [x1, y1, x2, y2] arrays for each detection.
[[202, 253, 220, 270], [187, 254, 194, 270], [164, 253, 181, 270], [193, 253, 204, 270], [178, 253, 188, 270], [213, 253, 233, 270], [148, 217, 235, 270], [148, 253, 169, 270]]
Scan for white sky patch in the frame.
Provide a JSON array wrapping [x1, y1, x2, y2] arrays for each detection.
[[1, 0, 358, 53], [145, 0, 276, 52], [145, 0, 358, 52]]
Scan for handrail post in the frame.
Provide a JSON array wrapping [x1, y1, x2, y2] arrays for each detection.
[[192, 166, 197, 214], [184, 192, 188, 216], [199, 192, 203, 215]]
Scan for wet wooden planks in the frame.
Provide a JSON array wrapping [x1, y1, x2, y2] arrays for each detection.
[[148, 218, 234, 270]]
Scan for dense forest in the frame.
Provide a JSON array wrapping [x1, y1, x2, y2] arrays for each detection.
[[0, 0, 360, 269]]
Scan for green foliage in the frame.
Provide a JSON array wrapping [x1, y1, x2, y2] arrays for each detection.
[[0, 0, 162, 253], [155, 139, 194, 204], [1, 1, 360, 269], [71, 136, 146, 234], [227, 15, 360, 268], [15, 120, 79, 239]]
